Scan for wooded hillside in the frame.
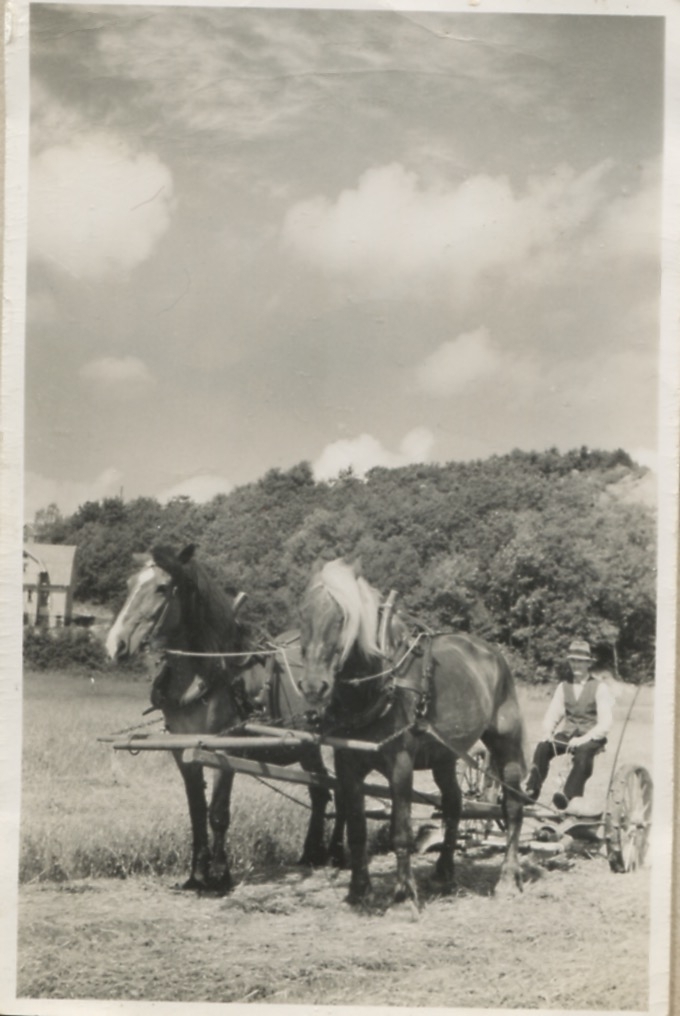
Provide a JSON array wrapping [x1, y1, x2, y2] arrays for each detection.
[[30, 448, 656, 682]]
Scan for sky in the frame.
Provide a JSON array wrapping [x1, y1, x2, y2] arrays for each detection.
[[24, 4, 665, 520]]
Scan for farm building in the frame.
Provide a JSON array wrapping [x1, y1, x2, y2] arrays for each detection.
[[23, 543, 78, 629]]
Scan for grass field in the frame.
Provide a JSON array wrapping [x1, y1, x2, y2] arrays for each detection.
[[20, 670, 325, 884], [15, 668, 656, 1008], [19, 668, 654, 885]]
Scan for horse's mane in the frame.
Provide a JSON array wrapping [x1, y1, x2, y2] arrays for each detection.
[[315, 559, 381, 664], [183, 559, 241, 652]]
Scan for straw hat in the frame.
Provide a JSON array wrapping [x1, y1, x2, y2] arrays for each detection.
[[566, 639, 592, 662]]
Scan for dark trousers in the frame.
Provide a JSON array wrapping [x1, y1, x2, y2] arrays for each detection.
[[527, 733, 606, 800]]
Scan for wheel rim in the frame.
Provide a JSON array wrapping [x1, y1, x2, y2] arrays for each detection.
[[457, 751, 497, 845], [611, 768, 653, 872]]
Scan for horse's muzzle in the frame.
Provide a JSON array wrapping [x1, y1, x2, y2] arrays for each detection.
[[114, 637, 130, 661], [297, 679, 330, 704], [304, 709, 322, 731]]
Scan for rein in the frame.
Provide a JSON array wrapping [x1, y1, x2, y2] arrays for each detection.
[[342, 630, 432, 685], [323, 626, 438, 734], [145, 593, 172, 646], [163, 648, 281, 659]]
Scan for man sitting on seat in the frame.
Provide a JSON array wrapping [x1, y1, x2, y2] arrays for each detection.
[[525, 639, 614, 810]]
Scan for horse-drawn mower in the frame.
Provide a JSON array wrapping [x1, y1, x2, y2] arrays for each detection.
[[102, 547, 653, 898], [102, 715, 653, 875]]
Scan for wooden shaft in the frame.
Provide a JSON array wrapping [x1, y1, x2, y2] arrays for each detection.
[[243, 722, 379, 752], [242, 723, 318, 743], [109, 728, 378, 753], [185, 748, 336, 788], [184, 748, 441, 807], [113, 735, 302, 751], [460, 801, 504, 819]]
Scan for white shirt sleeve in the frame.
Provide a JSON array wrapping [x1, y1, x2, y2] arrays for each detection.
[[541, 684, 565, 740], [588, 680, 614, 740]]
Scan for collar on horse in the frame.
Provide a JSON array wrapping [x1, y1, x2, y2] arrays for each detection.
[[322, 592, 442, 734]]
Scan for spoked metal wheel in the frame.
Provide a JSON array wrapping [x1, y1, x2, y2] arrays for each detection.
[[456, 745, 500, 847], [604, 764, 653, 873]]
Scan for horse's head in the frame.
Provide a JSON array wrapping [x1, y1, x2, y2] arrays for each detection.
[[105, 553, 173, 662], [147, 544, 245, 708], [298, 558, 381, 713]]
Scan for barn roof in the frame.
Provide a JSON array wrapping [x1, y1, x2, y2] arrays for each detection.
[[23, 544, 78, 587]]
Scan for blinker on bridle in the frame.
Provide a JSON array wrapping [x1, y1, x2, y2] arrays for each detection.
[[144, 583, 176, 650]]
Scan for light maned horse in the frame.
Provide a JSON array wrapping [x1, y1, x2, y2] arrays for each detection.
[[106, 544, 340, 893], [299, 557, 527, 906]]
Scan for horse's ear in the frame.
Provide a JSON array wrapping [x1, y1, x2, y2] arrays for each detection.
[[152, 545, 184, 580], [178, 544, 196, 564], [132, 552, 149, 566]]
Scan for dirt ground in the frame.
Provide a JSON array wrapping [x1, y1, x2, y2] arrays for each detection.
[[17, 844, 649, 1009]]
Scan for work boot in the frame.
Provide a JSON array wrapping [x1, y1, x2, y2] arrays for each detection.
[[524, 766, 542, 802], [552, 791, 569, 811]]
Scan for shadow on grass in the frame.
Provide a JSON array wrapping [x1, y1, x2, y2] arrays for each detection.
[[201, 845, 552, 919]]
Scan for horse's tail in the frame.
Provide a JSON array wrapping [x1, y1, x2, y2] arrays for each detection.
[[518, 711, 531, 777], [498, 651, 530, 776]]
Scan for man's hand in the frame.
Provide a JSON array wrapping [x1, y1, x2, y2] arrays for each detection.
[[567, 735, 589, 751]]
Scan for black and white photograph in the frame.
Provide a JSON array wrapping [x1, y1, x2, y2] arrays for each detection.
[[1, 1, 678, 1013]]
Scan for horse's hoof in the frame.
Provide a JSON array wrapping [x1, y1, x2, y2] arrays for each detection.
[[175, 876, 209, 892], [494, 875, 523, 899], [298, 849, 328, 868], [345, 891, 374, 907], [329, 850, 346, 869], [205, 883, 233, 897], [393, 889, 419, 906], [209, 875, 234, 895], [345, 882, 373, 906]]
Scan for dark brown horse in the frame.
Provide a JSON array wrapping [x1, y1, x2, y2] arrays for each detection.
[[106, 544, 341, 893], [298, 558, 527, 906]]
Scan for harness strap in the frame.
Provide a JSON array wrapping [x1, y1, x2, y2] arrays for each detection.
[[379, 590, 398, 657]]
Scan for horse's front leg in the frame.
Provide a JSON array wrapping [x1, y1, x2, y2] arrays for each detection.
[[207, 767, 235, 894], [173, 751, 211, 891], [328, 760, 347, 869], [299, 748, 332, 867], [430, 751, 461, 892], [337, 750, 372, 904], [386, 746, 418, 906]]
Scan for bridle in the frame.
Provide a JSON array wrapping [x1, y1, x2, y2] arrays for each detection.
[[144, 580, 176, 653]]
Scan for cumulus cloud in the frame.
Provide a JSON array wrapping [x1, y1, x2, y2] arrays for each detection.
[[158, 474, 234, 504], [29, 136, 174, 278], [79, 357, 156, 399], [25, 467, 123, 521], [313, 427, 434, 481], [586, 159, 660, 264], [281, 160, 613, 300], [416, 328, 499, 395]]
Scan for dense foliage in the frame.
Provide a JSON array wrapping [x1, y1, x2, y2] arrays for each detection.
[[29, 448, 656, 682], [23, 626, 110, 672]]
